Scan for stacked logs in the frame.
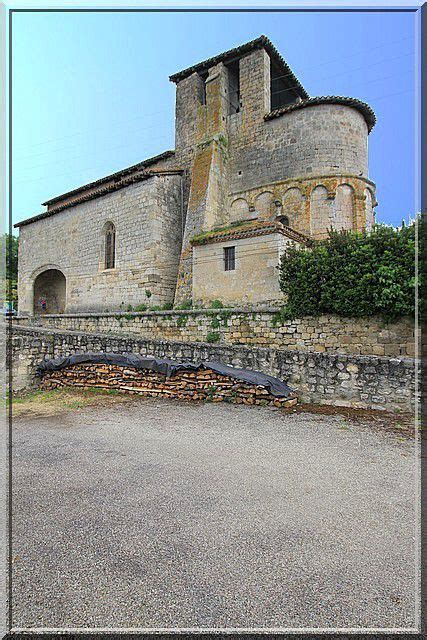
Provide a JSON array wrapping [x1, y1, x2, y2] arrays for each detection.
[[40, 363, 298, 408]]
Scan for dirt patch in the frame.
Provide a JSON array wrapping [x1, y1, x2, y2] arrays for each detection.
[[281, 402, 415, 438]]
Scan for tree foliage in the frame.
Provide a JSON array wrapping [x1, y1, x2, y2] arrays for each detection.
[[5, 234, 18, 306], [278, 223, 416, 321]]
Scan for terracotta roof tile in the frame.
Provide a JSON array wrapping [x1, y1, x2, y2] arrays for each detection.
[[169, 35, 309, 100], [265, 96, 376, 132], [190, 219, 310, 246], [42, 150, 175, 206]]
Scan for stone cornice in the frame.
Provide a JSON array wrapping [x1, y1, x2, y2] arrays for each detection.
[[230, 173, 376, 200]]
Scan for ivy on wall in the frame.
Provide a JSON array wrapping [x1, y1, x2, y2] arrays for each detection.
[[278, 223, 416, 321]]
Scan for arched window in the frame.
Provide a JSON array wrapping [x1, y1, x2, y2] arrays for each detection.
[[278, 215, 290, 227], [104, 222, 116, 269]]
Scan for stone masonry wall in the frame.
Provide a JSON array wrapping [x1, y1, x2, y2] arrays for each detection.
[[14, 312, 415, 358], [18, 174, 183, 315], [192, 233, 287, 305], [10, 325, 416, 412]]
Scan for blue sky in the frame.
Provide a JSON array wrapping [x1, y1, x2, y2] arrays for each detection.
[[12, 10, 416, 229]]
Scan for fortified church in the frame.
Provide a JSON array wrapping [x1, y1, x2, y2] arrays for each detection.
[[16, 36, 377, 314]]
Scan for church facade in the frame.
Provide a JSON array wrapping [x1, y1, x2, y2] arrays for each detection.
[[16, 36, 377, 315]]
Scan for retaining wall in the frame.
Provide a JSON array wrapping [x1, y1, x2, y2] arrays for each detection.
[[14, 311, 415, 358], [10, 325, 416, 412]]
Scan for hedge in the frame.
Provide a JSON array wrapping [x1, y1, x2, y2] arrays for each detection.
[[278, 223, 416, 321]]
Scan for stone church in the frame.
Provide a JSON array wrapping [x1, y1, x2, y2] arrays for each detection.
[[16, 35, 377, 315]]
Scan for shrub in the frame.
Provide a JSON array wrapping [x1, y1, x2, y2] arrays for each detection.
[[176, 315, 188, 328], [134, 303, 148, 312], [161, 302, 173, 311], [175, 300, 192, 310], [206, 331, 220, 343], [278, 223, 416, 321], [210, 299, 224, 309], [210, 316, 221, 330]]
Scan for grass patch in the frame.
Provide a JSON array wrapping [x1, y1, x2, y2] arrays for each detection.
[[12, 387, 135, 418]]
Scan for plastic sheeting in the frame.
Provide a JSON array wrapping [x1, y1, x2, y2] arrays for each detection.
[[36, 352, 294, 398]]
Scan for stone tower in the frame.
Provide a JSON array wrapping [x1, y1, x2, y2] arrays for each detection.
[[170, 36, 376, 304]]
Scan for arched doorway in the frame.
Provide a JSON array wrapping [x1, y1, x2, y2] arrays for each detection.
[[33, 269, 66, 315]]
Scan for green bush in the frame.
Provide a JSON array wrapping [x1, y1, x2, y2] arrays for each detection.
[[175, 300, 192, 310], [206, 331, 220, 343], [278, 223, 416, 321], [176, 315, 189, 328], [210, 316, 221, 330], [210, 299, 224, 309], [134, 303, 148, 312]]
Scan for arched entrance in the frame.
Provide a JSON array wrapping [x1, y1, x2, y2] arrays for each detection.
[[33, 269, 66, 315]]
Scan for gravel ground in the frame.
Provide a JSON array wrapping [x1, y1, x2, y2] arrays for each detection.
[[11, 399, 416, 631]]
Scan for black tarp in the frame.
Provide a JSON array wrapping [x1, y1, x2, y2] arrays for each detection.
[[36, 352, 294, 398]]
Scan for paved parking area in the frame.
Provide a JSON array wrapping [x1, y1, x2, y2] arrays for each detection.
[[12, 399, 416, 630]]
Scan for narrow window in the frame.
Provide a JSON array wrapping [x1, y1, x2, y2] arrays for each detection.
[[278, 215, 290, 227], [224, 246, 235, 271], [227, 62, 240, 115], [198, 71, 208, 105], [104, 222, 116, 269]]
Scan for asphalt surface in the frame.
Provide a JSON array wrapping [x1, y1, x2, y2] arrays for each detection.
[[12, 399, 416, 630]]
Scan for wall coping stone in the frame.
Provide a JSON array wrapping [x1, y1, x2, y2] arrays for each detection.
[[14, 311, 415, 323], [15, 308, 283, 319], [11, 325, 415, 368]]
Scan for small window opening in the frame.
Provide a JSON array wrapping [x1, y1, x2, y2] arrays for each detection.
[[224, 246, 236, 271], [278, 215, 290, 227], [104, 222, 116, 269], [227, 61, 240, 115], [198, 71, 208, 105], [270, 60, 301, 110]]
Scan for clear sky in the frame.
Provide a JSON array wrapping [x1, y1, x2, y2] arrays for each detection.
[[12, 9, 416, 229]]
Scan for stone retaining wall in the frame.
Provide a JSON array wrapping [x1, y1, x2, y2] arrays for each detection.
[[10, 325, 416, 412], [14, 311, 415, 357]]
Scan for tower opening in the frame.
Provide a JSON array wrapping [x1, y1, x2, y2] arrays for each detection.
[[227, 61, 240, 114], [270, 59, 300, 110]]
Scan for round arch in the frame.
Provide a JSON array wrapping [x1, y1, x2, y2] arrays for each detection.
[[33, 268, 66, 315]]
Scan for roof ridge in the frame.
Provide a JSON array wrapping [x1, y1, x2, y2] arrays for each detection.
[[42, 149, 175, 206]]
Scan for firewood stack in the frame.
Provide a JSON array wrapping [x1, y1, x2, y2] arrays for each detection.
[[40, 363, 298, 408]]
